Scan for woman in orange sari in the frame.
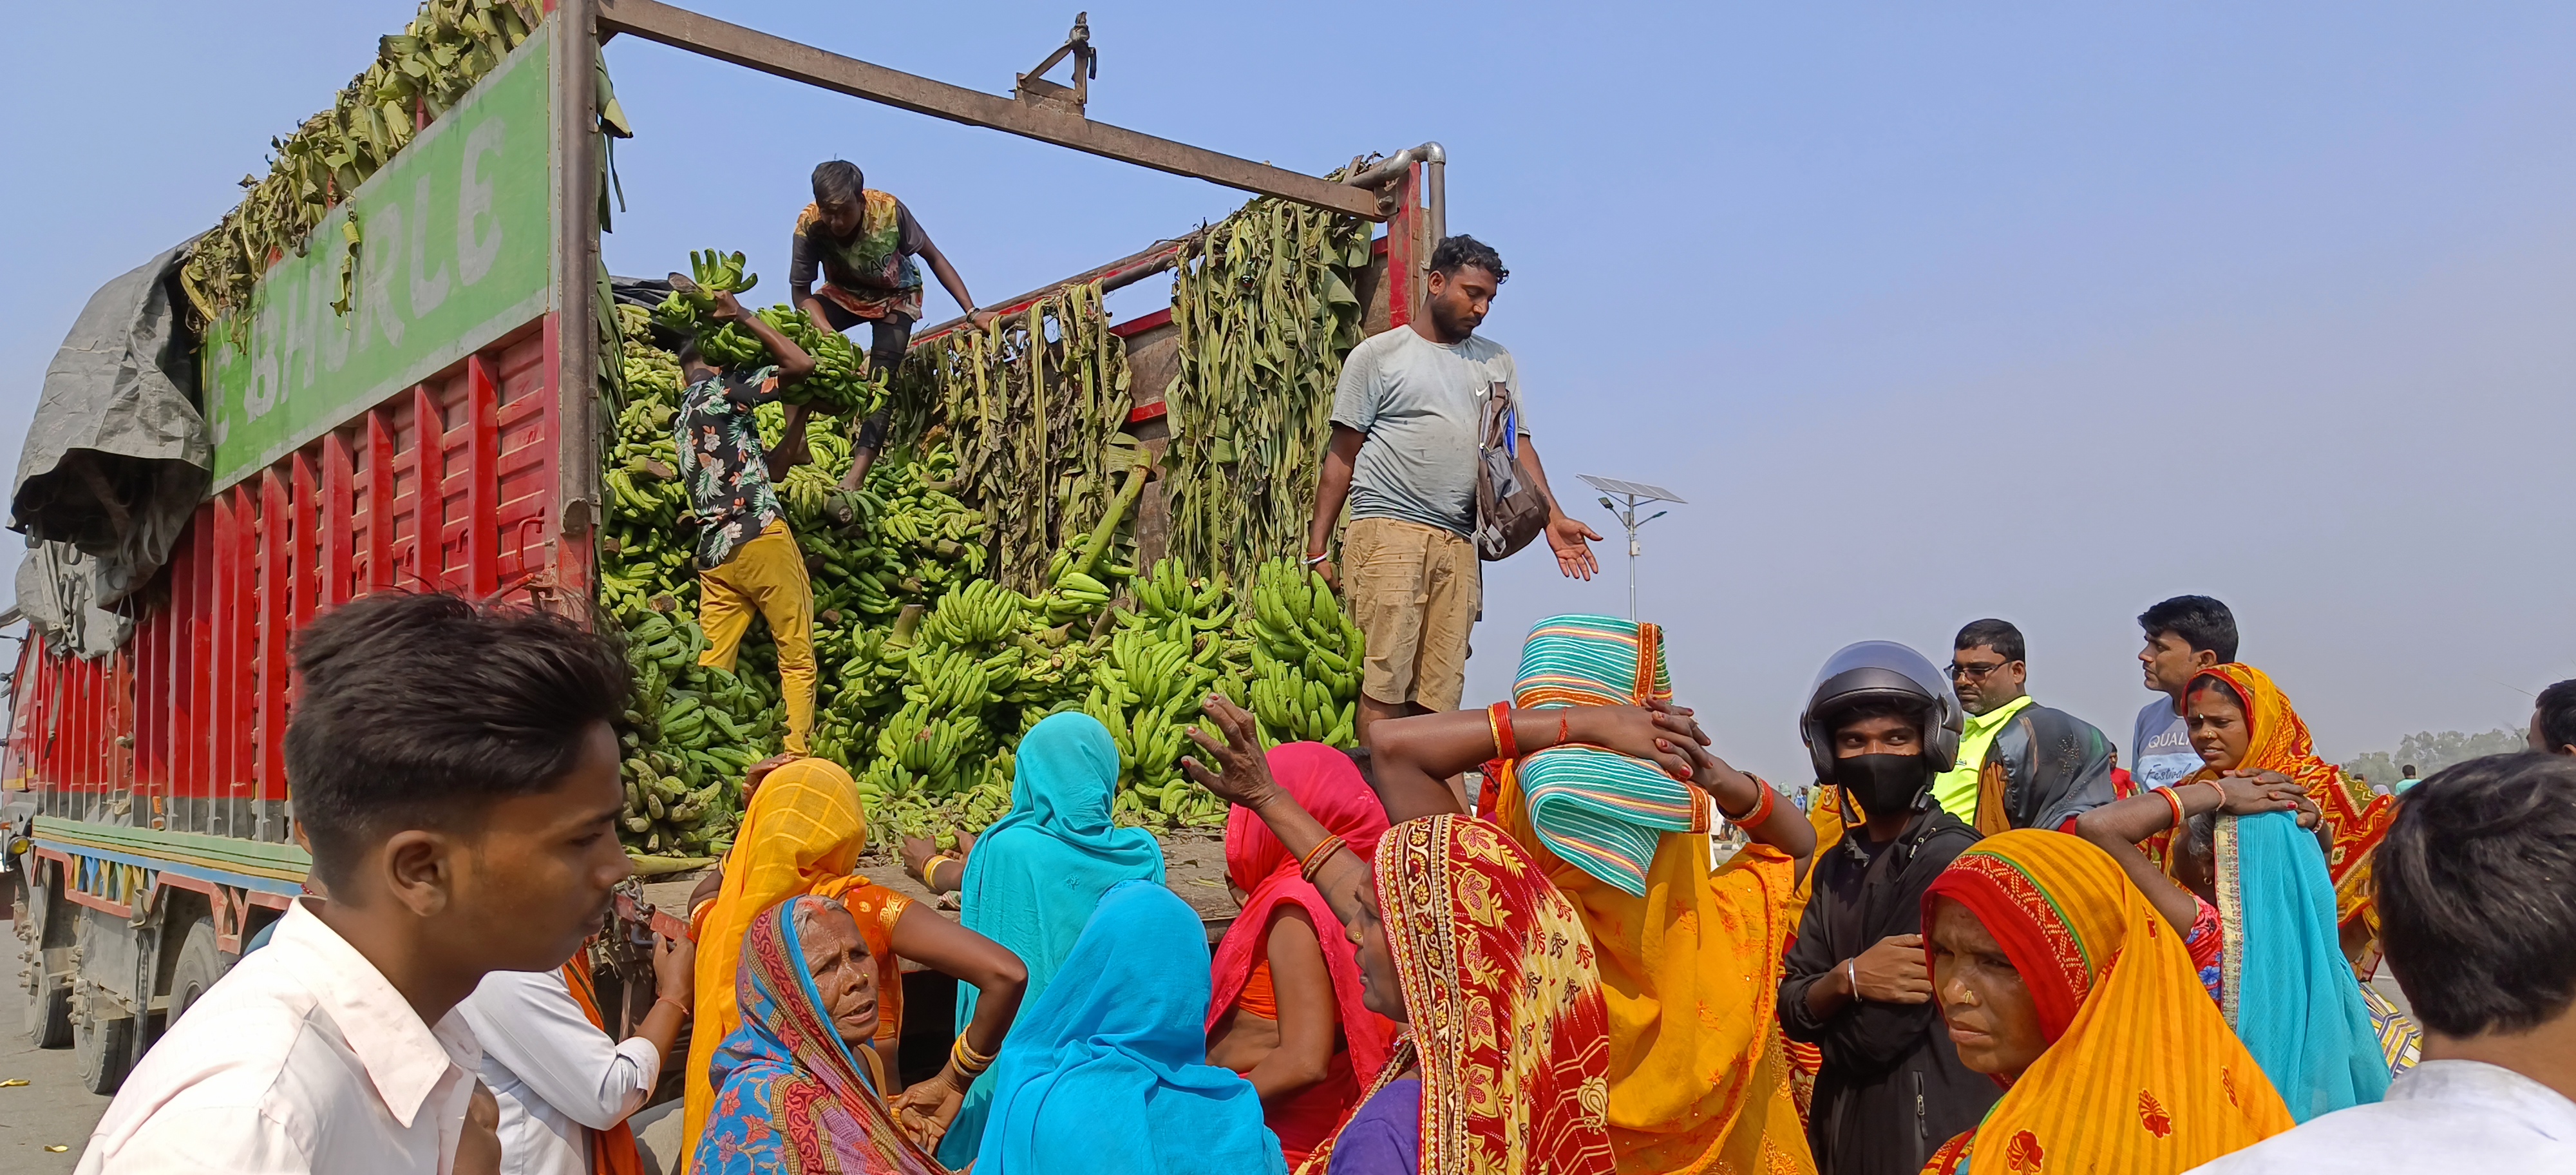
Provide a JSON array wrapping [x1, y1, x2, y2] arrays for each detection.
[[1918, 830, 2293, 1174], [1378, 616, 1819, 1174], [2175, 664, 2398, 970], [681, 757, 1027, 1158]]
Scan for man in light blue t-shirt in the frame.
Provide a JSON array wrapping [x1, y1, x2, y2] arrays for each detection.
[[2131, 594, 2238, 790], [1305, 235, 1598, 746]]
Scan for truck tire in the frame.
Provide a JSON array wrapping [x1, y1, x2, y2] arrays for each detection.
[[166, 917, 227, 1027], [74, 1007, 134, 1095], [15, 877, 71, 1049]]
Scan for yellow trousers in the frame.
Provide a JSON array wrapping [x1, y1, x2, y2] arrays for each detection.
[[696, 519, 816, 755]]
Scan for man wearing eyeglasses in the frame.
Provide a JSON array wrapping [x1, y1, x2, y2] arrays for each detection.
[[1927, 618, 2119, 833]]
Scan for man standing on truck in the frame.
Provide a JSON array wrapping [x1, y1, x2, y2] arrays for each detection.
[[75, 593, 637, 1174], [1304, 235, 1600, 746], [679, 287, 821, 758], [792, 158, 998, 490]]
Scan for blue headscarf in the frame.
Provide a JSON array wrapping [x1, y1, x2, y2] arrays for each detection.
[[2215, 810, 2392, 1121], [942, 711, 1166, 1165], [971, 881, 1286, 1175], [694, 895, 943, 1175]]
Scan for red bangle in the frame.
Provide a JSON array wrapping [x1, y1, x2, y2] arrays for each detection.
[[1723, 781, 1775, 826], [656, 995, 691, 1019], [2161, 785, 2188, 830], [1556, 712, 1572, 750], [1299, 834, 1347, 881], [1488, 702, 1519, 761]]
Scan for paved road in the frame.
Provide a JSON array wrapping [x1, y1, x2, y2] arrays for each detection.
[[1, 919, 110, 1174]]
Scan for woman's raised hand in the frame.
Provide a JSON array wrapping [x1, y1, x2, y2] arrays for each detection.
[[1182, 694, 1282, 808], [741, 752, 800, 805], [2213, 770, 2306, 817], [1571, 704, 1698, 782]]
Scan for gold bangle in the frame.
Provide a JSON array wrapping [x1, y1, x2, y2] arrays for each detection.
[[952, 1032, 996, 1076]]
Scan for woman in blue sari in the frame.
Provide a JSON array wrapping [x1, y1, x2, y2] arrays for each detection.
[[694, 895, 948, 1175], [972, 880, 1286, 1175], [2074, 759, 2400, 1121], [940, 712, 1168, 1166]]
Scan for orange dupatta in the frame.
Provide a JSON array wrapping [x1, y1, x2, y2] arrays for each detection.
[[2180, 664, 2396, 968], [560, 955, 647, 1175], [1918, 830, 2293, 1175]]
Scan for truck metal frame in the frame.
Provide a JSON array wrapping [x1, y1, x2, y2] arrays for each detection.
[[6, 0, 1444, 1094]]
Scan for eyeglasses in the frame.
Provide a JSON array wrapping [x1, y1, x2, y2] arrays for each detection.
[[1948, 661, 2017, 680]]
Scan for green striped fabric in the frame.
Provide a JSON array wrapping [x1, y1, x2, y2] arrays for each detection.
[[1510, 615, 1701, 896]]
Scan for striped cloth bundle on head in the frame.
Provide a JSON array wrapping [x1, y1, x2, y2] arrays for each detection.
[[1510, 615, 1707, 897]]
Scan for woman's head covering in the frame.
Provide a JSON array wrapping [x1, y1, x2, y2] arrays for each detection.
[[2212, 810, 2392, 1120], [684, 758, 873, 1152], [1506, 615, 1703, 896], [1918, 829, 2293, 1175], [2183, 664, 2398, 959], [943, 711, 1166, 1165], [973, 881, 1285, 1175], [1313, 814, 1617, 1175], [1207, 745, 1399, 1158], [693, 895, 945, 1175]]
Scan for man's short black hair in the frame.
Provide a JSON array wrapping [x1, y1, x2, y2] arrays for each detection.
[[2536, 678, 2576, 753], [286, 593, 631, 888], [1954, 618, 2025, 663], [2137, 595, 2237, 664], [811, 159, 864, 205], [1428, 235, 1508, 283], [2377, 752, 2576, 1037]]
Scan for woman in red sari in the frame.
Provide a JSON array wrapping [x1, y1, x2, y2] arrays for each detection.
[[1206, 743, 1400, 1165], [1184, 696, 1617, 1175]]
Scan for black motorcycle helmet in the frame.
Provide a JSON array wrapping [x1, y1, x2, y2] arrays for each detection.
[[1798, 640, 1964, 785]]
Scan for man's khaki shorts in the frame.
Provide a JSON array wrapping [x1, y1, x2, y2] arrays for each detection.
[[1343, 517, 1480, 712]]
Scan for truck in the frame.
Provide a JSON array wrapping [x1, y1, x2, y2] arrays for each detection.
[[6, 0, 1446, 1095]]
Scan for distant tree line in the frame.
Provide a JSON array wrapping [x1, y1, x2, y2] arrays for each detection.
[[2340, 727, 2529, 789]]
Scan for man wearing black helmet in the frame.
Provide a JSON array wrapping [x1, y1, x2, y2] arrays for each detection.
[[1777, 641, 1995, 1175]]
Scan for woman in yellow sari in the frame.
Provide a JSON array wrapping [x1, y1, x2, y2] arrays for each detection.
[[2175, 664, 2398, 971], [681, 757, 1027, 1161], [1918, 830, 2293, 1174], [1374, 615, 1819, 1174]]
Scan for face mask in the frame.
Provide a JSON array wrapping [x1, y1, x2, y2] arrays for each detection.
[[1833, 753, 1931, 817]]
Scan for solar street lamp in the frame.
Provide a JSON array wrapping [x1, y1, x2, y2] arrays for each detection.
[[1576, 475, 1685, 622]]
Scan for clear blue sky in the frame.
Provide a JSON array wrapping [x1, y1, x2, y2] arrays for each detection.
[[5, 3, 2570, 779]]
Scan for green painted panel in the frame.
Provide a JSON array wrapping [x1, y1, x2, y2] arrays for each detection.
[[35, 816, 311, 875], [202, 19, 556, 489]]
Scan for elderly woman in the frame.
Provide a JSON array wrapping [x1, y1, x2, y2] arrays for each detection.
[[1919, 830, 2294, 1174], [1186, 696, 1618, 1175], [684, 757, 1027, 1156], [694, 895, 948, 1174]]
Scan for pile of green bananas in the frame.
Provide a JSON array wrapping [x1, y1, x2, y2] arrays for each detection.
[[180, 0, 542, 325], [1244, 558, 1363, 746], [1163, 192, 1374, 589], [612, 611, 781, 859], [653, 249, 886, 416]]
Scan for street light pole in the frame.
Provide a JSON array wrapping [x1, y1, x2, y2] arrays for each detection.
[[1576, 475, 1683, 624]]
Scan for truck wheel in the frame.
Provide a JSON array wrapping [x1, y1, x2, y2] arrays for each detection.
[[166, 917, 227, 1027], [74, 1006, 134, 1095], [15, 879, 70, 1049]]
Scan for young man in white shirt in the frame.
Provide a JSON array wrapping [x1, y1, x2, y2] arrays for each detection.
[[78, 594, 640, 1174], [458, 924, 693, 1175], [2190, 752, 2576, 1171]]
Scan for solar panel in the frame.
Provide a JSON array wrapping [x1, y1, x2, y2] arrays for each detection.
[[1578, 475, 1685, 504]]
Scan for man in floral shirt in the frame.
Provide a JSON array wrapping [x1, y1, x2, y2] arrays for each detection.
[[676, 288, 820, 754]]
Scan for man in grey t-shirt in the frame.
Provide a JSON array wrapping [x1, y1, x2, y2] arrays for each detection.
[[1305, 235, 1598, 745], [2131, 594, 2237, 791]]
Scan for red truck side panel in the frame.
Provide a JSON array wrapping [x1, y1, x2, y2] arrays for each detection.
[[8, 317, 576, 839]]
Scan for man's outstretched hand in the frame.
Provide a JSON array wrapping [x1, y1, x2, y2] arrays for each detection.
[[1546, 514, 1604, 580]]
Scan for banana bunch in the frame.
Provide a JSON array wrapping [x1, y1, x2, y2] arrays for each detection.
[[755, 305, 886, 416], [611, 610, 781, 856], [1245, 558, 1362, 747], [180, 0, 542, 325]]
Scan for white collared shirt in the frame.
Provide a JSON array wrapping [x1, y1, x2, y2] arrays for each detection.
[[457, 968, 662, 1175], [75, 899, 484, 1174], [2188, 1058, 2576, 1172]]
